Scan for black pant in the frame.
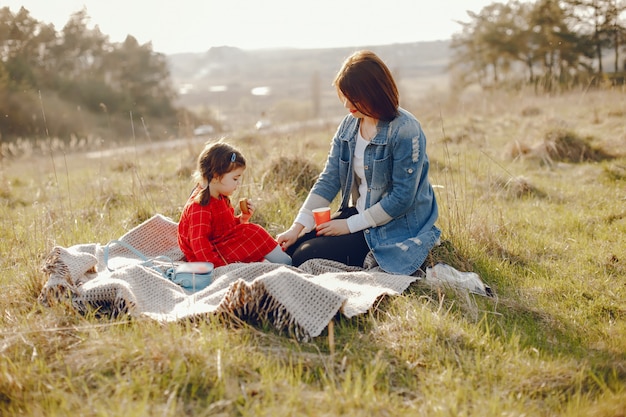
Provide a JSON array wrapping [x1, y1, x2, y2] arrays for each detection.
[[286, 207, 370, 268]]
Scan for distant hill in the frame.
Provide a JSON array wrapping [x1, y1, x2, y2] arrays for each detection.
[[166, 41, 451, 130]]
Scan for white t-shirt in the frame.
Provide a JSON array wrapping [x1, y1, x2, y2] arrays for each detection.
[[347, 131, 376, 233], [353, 134, 369, 212]]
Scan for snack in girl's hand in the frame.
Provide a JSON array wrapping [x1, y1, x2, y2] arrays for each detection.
[[239, 198, 249, 214]]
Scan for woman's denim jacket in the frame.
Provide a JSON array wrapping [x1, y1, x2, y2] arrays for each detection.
[[308, 107, 441, 275]]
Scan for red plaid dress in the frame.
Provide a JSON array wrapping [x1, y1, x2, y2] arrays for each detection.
[[177, 188, 279, 267]]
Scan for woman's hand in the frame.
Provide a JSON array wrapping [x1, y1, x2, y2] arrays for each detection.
[[315, 219, 350, 236], [277, 223, 304, 250]]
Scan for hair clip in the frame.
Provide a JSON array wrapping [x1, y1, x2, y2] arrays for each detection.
[[231, 152, 236, 162]]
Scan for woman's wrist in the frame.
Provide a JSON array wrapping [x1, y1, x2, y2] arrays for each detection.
[[291, 223, 305, 234]]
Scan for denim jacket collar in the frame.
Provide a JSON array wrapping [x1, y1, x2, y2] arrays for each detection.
[[341, 118, 392, 145]]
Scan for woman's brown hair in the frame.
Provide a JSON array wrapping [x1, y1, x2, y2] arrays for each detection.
[[194, 141, 246, 206], [333, 50, 399, 121]]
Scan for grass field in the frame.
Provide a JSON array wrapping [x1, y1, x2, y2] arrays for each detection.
[[1, 87, 625, 416]]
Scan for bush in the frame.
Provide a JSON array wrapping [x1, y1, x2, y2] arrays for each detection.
[[261, 156, 320, 196]]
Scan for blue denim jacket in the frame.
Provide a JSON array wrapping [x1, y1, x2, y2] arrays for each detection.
[[310, 108, 441, 275]]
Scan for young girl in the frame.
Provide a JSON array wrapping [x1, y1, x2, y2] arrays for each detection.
[[177, 141, 292, 267]]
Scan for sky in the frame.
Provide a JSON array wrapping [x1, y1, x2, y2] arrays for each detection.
[[5, 0, 501, 54]]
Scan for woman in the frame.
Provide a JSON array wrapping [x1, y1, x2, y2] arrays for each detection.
[[276, 50, 440, 275]]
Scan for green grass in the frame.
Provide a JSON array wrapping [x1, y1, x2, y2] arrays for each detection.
[[1, 87, 625, 416]]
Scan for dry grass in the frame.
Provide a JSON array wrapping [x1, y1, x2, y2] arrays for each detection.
[[504, 128, 616, 166], [261, 155, 321, 196], [0, 87, 625, 416]]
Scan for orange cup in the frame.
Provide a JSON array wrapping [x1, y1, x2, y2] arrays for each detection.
[[312, 207, 331, 225]]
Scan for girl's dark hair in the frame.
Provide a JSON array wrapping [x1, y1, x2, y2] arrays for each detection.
[[333, 50, 399, 121], [194, 141, 246, 206]]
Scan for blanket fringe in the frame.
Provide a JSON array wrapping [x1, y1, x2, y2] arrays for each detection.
[[39, 246, 137, 317], [217, 279, 310, 341], [39, 247, 81, 308]]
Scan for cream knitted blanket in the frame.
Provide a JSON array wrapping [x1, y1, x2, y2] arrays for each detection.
[[39, 214, 419, 340]]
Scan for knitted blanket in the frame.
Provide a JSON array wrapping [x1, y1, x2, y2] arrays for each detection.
[[39, 214, 419, 340]]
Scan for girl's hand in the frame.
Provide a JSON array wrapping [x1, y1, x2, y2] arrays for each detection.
[[240, 199, 254, 223], [315, 219, 350, 236]]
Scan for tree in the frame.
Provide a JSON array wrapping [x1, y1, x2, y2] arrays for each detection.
[[0, 6, 57, 89], [604, 0, 626, 72], [0, 6, 179, 139], [104, 35, 176, 117], [528, 0, 589, 89], [563, 0, 626, 74], [449, 0, 601, 91], [55, 8, 109, 80], [451, 1, 540, 87]]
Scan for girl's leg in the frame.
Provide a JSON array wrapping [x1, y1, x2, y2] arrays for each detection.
[[264, 245, 292, 265]]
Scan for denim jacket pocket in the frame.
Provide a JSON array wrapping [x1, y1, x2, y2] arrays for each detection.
[[370, 154, 391, 190]]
